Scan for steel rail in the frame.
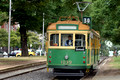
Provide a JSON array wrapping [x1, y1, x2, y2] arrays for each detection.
[[52, 57, 108, 80], [0, 64, 46, 80]]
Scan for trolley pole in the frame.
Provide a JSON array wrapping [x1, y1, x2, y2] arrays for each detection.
[[8, 0, 11, 54], [74, 2, 91, 22], [81, 11, 83, 22], [42, 13, 45, 54]]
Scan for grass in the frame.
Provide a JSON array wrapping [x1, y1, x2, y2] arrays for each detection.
[[0, 56, 46, 61], [0, 56, 47, 70], [110, 56, 120, 69]]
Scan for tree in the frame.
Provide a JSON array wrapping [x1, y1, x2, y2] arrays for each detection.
[[0, 29, 8, 47], [0, 29, 20, 48], [27, 31, 41, 49], [0, 11, 8, 25], [10, 0, 50, 56], [86, 0, 120, 44], [0, 0, 92, 56], [10, 30, 20, 48], [0, 0, 9, 24], [9, 0, 81, 56]]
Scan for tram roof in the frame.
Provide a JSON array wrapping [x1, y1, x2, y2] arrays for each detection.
[[47, 20, 90, 30]]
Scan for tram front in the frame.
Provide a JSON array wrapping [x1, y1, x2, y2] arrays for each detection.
[[46, 17, 90, 76]]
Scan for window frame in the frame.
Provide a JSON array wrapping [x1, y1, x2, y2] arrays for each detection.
[[48, 32, 87, 49], [75, 34, 86, 47], [49, 33, 59, 47], [61, 33, 74, 47]]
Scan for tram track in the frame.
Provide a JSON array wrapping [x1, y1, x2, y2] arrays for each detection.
[[1, 57, 108, 80], [52, 57, 108, 80], [0, 62, 46, 80]]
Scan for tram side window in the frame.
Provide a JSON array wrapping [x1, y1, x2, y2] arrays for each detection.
[[88, 34, 90, 46], [61, 34, 73, 46], [50, 34, 59, 46], [75, 34, 85, 47]]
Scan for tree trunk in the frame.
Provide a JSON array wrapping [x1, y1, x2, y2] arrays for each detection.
[[20, 27, 28, 56]]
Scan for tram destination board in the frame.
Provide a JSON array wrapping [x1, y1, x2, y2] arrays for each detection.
[[75, 46, 85, 51]]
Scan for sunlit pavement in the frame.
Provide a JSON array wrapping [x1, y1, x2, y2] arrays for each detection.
[[92, 58, 120, 80]]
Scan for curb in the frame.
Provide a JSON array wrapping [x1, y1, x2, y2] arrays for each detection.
[[0, 61, 46, 74]]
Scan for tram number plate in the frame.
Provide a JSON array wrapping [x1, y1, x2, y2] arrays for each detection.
[[61, 60, 72, 64]]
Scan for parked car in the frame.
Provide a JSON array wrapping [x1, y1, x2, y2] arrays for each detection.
[[8, 50, 21, 57], [35, 50, 42, 56], [118, 50, 120, 56], [3, 52, 8, 56], [0, 51, 4, 57], [0, 51, 8, 57], [16, 50, 35, 57]]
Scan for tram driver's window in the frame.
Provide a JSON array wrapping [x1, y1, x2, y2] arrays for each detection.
[[75, 34, 85, 47], [50, 34, 59, 46], [61, 34, 73, 46]]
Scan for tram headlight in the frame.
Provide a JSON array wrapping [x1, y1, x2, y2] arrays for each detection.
[[65, 55, 69, 60]]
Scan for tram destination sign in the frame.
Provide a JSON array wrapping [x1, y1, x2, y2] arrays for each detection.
[[57, 25, 78, 30], [75, 47, 85, 51]]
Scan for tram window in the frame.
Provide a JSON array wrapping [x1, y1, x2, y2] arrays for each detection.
[[50, 34, 59, 46], [61, 34, 73, 46], [75, 34, 85, 47], [88, 34, 90, 46]]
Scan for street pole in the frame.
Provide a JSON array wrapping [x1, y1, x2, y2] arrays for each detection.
[[42, 13, 44, 54], [8, 0, 11, 54]]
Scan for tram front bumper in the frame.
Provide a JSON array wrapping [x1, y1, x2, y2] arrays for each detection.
[[48, 65, 91, 69]]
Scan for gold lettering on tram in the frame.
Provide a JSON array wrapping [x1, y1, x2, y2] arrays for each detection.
[[61, 60, 72, 64]]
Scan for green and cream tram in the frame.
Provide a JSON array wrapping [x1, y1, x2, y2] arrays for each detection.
[[46, 16, 100, 76]]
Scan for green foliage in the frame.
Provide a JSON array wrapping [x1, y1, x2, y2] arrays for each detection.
[[110, 56, 120, 69], [44, 0, 82, 29], [0, 11, 8, 25], [10, 30, 20, 47], [1, 0, 120, 55], [87, 0, 120, 44], [100, 40, 109, 56], [0, 29, 20, 47], [27, 31, 41, 49], [0, 0, 9, 24], [0, 29, 8, 47], [0, 28, 40, 49]]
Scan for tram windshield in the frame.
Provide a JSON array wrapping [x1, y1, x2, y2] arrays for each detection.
[[50, 34, 59, 46], [61, 34, 73, 46], [75, 34, 85, 51], [50, 34, 85, 48]]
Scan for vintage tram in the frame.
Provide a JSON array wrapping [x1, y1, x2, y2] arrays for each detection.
[[46, 16, 100, 76]]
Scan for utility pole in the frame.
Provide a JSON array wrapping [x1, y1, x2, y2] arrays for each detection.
[[42, 13, 45, 54], [8, 0, 11, 54]]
